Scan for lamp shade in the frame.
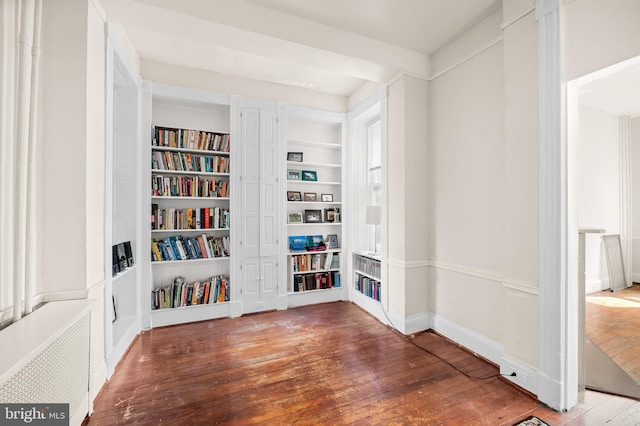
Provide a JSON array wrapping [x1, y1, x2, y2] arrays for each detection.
[[365, 205, 382, 225]]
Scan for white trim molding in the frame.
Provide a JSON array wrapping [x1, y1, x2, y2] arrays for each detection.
[[431, 260, 504, 284], [387, 309, 433, 335], [537, 0, 578, 411], [432, 313, 504, 366], [502, 5, 536, 30], [501, 354, 539, 395], [387, 258, 431, 270], [619, 116, 632, 287], [502, 279, 538, 295]]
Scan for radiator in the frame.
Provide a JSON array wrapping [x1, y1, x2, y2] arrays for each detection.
[[0, 300, 95, 426]]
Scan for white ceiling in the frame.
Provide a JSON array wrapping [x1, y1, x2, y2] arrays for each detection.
[[99, 0, 498, 97]]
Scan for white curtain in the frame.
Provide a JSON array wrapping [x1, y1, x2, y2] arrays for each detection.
[[0, 0, 42, 327]]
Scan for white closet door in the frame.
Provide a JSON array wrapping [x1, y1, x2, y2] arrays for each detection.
[[260, 256, 278, 300], [241, 107, 260, 259], [260, 110, 279, 257]]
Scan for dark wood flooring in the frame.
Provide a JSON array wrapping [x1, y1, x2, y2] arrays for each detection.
[[85, 302, 639, 425]]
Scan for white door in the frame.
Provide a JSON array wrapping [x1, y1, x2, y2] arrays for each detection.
[[240, 106, 280, 313]]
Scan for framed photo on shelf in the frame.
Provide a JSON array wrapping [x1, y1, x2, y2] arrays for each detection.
[[301, 170, 318, 181], [289, 235, 307, 251], [306, 235, 324, 249], [287, 152, 303, 162], [324, 208, 340, 223], [288, 212, 303, 223], [287, 191, 302, 201], [321, 193, 333, 202], [327, 234, 339, 249], [288, 169, 301, 180], [303, 192, 317, 202], [304, 209, 322, 223]]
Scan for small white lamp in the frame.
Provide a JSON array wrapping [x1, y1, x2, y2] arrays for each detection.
[[366, 205, 382, 255]]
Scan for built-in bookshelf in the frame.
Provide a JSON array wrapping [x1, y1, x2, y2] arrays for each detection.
[[105, 40, 141, 377], [148, 84, 233, 327], [285, 107, 346, 305], [353, 252, 381, 301]]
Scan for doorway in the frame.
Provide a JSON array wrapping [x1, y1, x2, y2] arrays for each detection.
[[571, 56, 640, 398]]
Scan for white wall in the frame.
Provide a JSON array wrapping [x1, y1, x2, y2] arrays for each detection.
[[502, 3, 538, 369], [428, 36, 505, 345], [41, 0, 107, 405], [386, 75, 429, 328], [564, 0, 640, 82], [577, 104, 620, 292], [631, 118, 640, 282], [141, 59, 348, 113], [41, 0, 90, 297]]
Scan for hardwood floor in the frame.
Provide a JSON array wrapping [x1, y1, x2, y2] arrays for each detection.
[[85, 302, 639, 425], [586, 284, 640, 383]]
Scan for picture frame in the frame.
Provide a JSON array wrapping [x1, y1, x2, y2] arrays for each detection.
[[289, 235, 307, 251], [287, 191, 302, 201], [321, 193, 333, 202], [306, 235, 324, 249], [303, 192, 317, 202], [304, 209, 322, 223], [327, 234, 338, 249], [301, 170, 318, 181], [288, 169, 301, 180], [324, 208, 340, 223], [287, 152, 303, 162], [288, 212, 303, 223]]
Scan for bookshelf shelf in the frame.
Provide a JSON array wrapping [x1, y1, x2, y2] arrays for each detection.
[[287, 138, 341, 150], [151, 256, 230, 265], [286, 180, 341, 186], [152, 146, 229, 156], [152, 169, 230, 177], [151, 228, 230, 233], [286, 161, 341, 169], [148, 84, 233, 328], [112, 264, 136, 282], [285, 106, 345, 305], [151, 196, 230, 201], [287, 222, 342, 226], [287, 201, 341, 206], [353, 252, 381, 302]]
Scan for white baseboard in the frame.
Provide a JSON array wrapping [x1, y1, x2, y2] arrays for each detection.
[[500, 355, 538, 395], [586, 278, 608, 294], [386, 309, 433, 335], [633, 272, 640, 284], [431, 313, 503, 366]]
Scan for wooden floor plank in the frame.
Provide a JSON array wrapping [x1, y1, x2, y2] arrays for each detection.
[[85, 301, 636, 425]]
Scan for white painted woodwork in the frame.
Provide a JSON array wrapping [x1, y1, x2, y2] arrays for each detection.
[[239, 105, 280, 314]]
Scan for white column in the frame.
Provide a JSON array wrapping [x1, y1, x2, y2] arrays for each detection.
[[536, 0, 578, 411]]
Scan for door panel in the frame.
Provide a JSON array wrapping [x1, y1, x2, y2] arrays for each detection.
[[260, 110, 279, 257], [240, 107, 280, 314]]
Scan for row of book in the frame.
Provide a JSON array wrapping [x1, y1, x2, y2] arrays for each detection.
[[151, 205, 230, 231], [354, 254, 381, 279], [153, 126, 231, 152], [152, 235, 230, 261], [292, 252, 339, 272], [152, 174, 229, 198], [152, 150, 230, 174], [355, 274, 381, 301], [293, 271, 341, 292], [151, 275, 230, 310]]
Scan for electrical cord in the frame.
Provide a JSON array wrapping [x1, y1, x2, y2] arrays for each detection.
[[376, 297, 516, 381]]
